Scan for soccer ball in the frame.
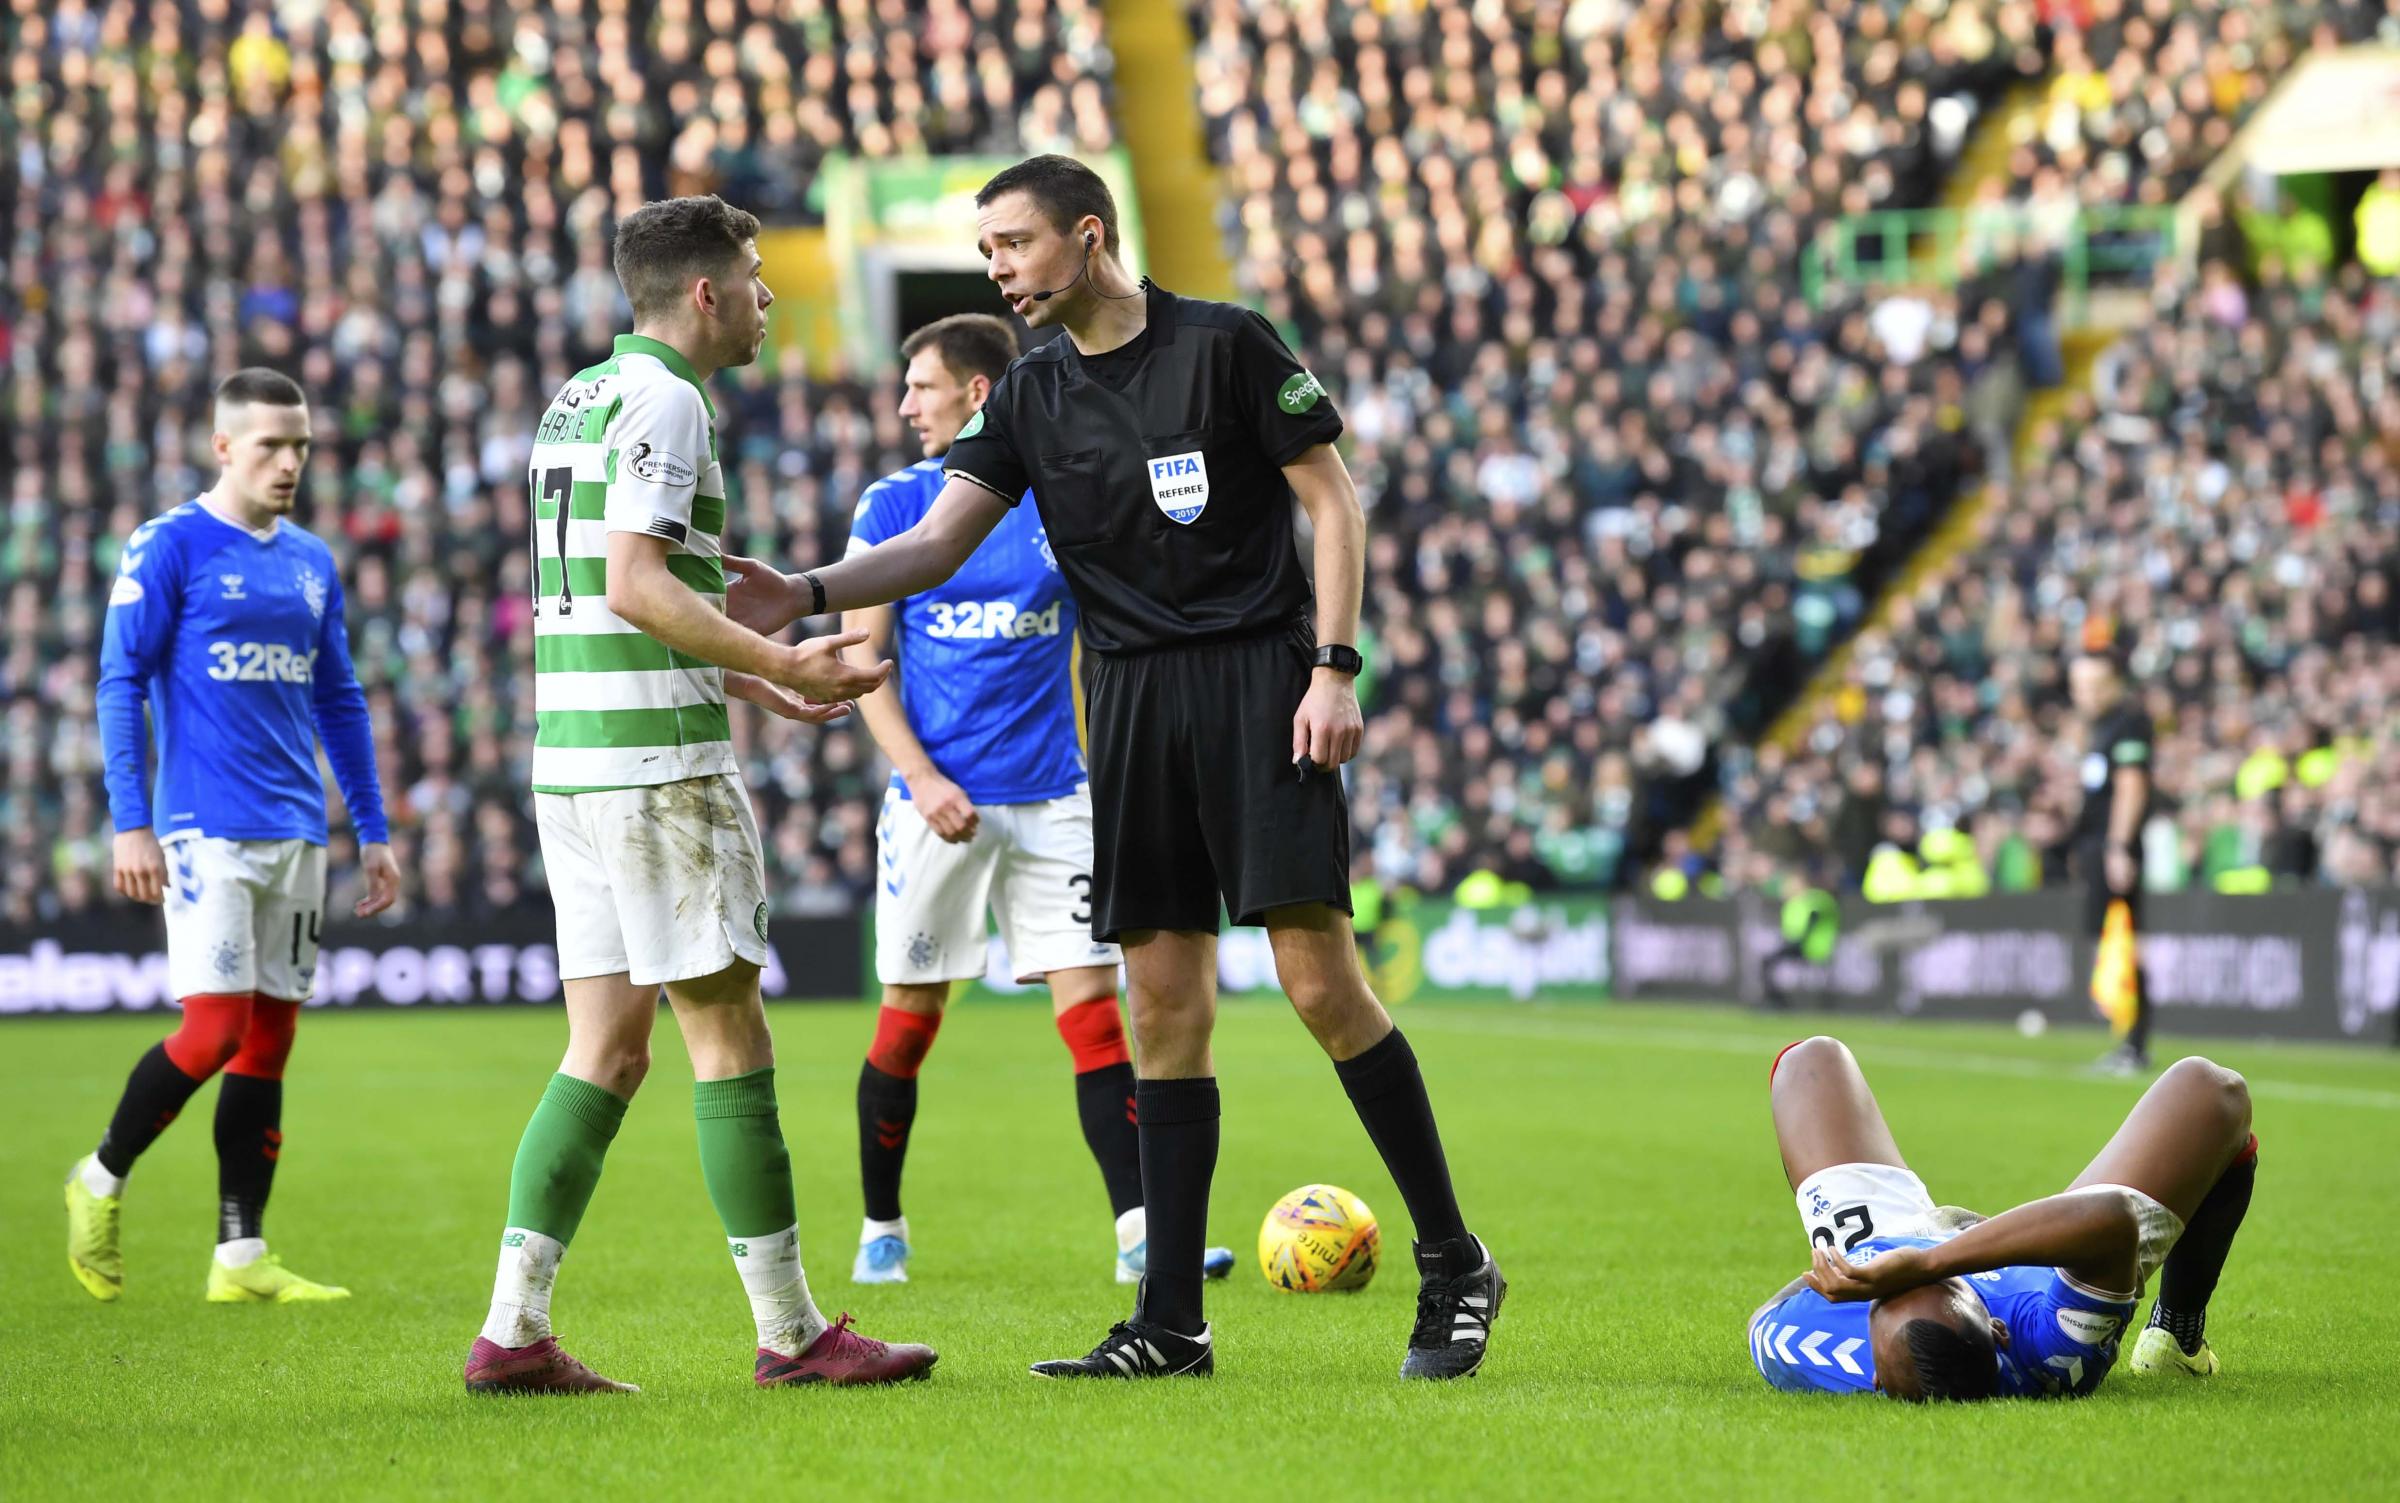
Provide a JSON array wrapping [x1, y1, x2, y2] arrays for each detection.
[[1259, 1183, 1379, 1293]]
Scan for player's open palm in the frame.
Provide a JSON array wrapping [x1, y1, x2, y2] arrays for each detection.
[[775, 630, 892, 703], [113, 828, 167, 905], [1292, 672, 1364, 772], [726, 671, 854, 726], [912, 771, 980, 843]]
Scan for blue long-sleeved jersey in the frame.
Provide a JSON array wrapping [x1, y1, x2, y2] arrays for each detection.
[[97, 500, 388, 846]]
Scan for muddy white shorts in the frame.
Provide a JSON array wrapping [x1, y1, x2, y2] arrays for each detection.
[[874, 783, 1121, 986], [535, 772, 771, 987], [161, 835, 328, 1001]]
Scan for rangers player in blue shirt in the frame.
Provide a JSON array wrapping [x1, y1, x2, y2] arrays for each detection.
[[64, 368, 398, 1306], [829, 314, 1230, 1287], [1751, 1035, 2259, 1400]]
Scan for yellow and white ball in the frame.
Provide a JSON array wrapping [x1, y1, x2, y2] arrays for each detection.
[[1259, 1183, 1379, 1293]]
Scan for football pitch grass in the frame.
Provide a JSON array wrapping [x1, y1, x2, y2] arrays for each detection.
[[8, 996, 2398, 1499]]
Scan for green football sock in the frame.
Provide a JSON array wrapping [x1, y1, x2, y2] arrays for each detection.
[[693, 1068, 797, 1237], [504, 1072, 629, 1244], [694, 1068, 823, 1355]]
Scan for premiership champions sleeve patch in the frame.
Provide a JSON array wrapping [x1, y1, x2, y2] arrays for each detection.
[[1277, 370, 1326, 414], [627, 441, 697, 487]]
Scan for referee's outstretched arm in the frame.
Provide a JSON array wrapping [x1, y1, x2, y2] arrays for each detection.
[[1284, 443, 1367, 770], [721, 480, 1009, 633]]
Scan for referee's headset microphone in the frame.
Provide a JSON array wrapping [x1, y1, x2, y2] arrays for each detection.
[[1028, 232, 1145, 304]]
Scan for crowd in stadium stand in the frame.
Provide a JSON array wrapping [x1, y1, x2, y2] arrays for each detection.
[[6, 0, 2395, 926], [1185, 0, 2045, 895], [1, 0, 1115, 925], [1996, 0, 2396, 217], [1710, 261, 2400, 900]]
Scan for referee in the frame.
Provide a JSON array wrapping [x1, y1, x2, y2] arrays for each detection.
[[2068, 645, 2155, 1075], [726, 156, 1498, 1381]]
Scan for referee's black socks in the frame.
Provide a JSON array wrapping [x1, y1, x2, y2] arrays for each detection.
[[1334, 1029, 1469, 1250], [1133, 1076, 1220, 1336]]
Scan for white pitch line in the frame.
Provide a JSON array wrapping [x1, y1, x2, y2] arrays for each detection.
[[1400, 1012, 2400, 1112]]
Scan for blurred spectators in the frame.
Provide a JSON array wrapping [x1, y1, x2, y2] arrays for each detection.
[[1712, 261, 2400, 899], [1187, 0, 2032, 893], [1, 0, 1116, 924]]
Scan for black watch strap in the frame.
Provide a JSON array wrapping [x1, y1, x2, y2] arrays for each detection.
[[803, 571, 826, 617], [1313, 643, 1363, 675]]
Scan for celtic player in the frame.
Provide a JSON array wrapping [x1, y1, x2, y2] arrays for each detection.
[[462, 195, 935, 1394]]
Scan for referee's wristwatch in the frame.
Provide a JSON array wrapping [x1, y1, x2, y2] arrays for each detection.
[[1313, 643, 1364, 676]]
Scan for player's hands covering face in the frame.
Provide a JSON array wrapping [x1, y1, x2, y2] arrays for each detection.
[[1804, 1241, 1932, 1303], [1292, 670, 1363, 773]]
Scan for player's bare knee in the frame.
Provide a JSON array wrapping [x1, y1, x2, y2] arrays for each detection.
[[2164, 1055, 2251, 1138], [884, 983, 949, 1016], [1771, 1036, 1851, 1092], [581, 1046, 649, 1098]]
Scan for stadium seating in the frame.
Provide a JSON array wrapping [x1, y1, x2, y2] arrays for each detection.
[[1712, 261, 2400, 897], [1, 0, 1118, 923], [1184, 0, 2031, 891], [9, 0, 2389, 926]]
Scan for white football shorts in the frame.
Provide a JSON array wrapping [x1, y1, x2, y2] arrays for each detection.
[[535, 772, 771, 987], [1793, 1161, 1942, 1252], [874, 783, 1122, 986], [160, 835, 328, 1002]]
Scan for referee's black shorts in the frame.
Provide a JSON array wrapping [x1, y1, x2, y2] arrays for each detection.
[[1081, 622, 1351, 940], [2074, 844, 2144, 936]]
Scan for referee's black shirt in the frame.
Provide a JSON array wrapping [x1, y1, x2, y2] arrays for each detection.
[[941, 280, 1344, 655], [2071, 703, 2154, 847]]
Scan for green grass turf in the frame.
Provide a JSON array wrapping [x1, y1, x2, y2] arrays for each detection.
[[6, 997, 2397, 1499]]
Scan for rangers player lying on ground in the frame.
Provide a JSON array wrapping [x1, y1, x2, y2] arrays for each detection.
[[1753, 1036, 2257, 1400]]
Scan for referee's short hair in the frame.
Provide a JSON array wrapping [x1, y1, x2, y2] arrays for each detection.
[[214, 367, 307, 429], [976, 155, 1120, 257], [612, 195, 762, 320], [901, 314, 1019, 389]]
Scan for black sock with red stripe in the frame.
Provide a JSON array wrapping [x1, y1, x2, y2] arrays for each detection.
[[2146, 1134, 2258, 1354], [215, 1073, 282, 1241], [856, 1063, 917, 1224], [1073, 1062, 1144, 1218], [97, 1044, 210, 1176]]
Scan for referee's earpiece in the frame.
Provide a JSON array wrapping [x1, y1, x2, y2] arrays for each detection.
[[1085, 234, 1095, 249]]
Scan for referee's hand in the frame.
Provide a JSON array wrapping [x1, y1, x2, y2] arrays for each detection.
[[771, 629, 893, 703], [1292, 669, 1364, 772], [721, 553, 805, 636]]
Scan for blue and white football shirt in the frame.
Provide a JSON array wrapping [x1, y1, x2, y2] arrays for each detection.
[[1750, 1235, 2139, 1399], [847, 458, 1084, 805], [96, 500, 387, 846]]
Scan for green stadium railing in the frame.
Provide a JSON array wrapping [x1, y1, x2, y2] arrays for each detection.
[[1805, 205, 2181, 319]]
